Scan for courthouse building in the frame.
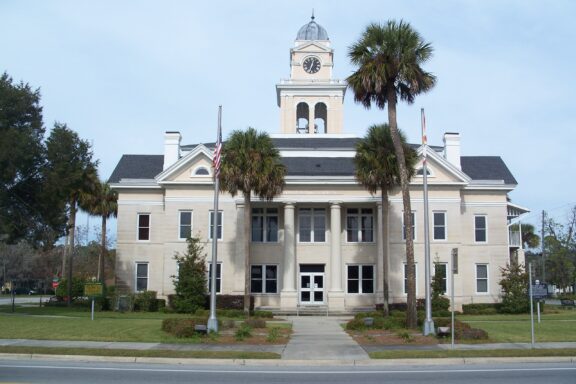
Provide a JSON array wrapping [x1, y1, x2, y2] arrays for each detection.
[[110, 17, 528, 312]]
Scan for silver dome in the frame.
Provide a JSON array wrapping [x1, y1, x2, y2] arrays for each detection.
[[296, 16, 329, 41]]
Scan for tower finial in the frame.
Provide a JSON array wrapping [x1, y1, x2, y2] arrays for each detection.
[[311, 9, 315, 20]]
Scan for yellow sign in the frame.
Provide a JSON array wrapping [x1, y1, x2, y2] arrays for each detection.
[[84, 283, 103, 297]]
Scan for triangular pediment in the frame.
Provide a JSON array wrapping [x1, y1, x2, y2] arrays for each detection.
[[412, 146, 471, 185], [156, 144, 214, 184], [291, 41, 332, 53]]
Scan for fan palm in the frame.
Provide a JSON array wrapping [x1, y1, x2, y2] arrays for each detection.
[[81, 181, 118, 283], [348, 20, 436, 327], [219, 127, 286, 314], [354, 124, 417, 315]]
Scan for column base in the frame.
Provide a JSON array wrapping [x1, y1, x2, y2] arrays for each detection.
[[280, 290, 298, 311], [328, 291, 345, 311]]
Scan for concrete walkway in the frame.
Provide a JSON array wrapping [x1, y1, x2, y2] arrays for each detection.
[[281, 316, 369, 360]]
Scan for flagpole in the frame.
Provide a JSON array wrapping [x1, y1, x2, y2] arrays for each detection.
[[422, 108, 435, 336], [207, 106, 222, 333]]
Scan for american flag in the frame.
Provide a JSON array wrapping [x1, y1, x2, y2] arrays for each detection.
[[213, 108, 222, 178]]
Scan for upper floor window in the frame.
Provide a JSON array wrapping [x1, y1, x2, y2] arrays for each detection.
[[252, 208, 278, 243], [179, 211, 192, 240], [433, 212, 446, 241], [299, 208, 326, 242], [402, 211, 416, 240], [209, 210, 223, 240], [194, 167, 210, 176], [137, 213, 150, 241], [346, 208, 374, 243], [475, 215, 487, 243]]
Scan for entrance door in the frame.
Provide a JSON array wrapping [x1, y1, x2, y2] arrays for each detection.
[[300, 272, 324, 305]]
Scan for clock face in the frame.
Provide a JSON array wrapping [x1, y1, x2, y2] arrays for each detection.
[[303, 56, 321, 74]]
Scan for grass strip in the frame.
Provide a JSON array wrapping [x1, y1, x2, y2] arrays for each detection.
[[0, 346, 280, 359], [370, 348, 576, 359]]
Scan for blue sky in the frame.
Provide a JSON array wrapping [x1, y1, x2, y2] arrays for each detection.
[[2, 0, 575, 234]]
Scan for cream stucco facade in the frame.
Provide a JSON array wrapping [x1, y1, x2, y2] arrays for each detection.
[[110, 17, 528, 312]]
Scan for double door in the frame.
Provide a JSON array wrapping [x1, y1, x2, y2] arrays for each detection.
[[300, 272, 324, 305]]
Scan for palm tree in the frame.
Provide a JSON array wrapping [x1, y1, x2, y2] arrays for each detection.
[[219, 128, 286, 314], [81, 181, 118, 283], [354, 124, 417, 315], [347, 20, 436, 328]]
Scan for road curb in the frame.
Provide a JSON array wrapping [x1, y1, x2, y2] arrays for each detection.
[[0, 353, 575, 366]]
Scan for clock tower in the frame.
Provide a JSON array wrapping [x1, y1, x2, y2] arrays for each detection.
[[276, 16, 346, 134]]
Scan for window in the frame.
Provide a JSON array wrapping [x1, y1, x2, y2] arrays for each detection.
[[299, 208, 326, 242], [433, 212, 446, 240], [250, 265, 278, 293], [208, 263, 222, 293], [179, 211, 192, 240], [402, 212, 416, 240], [135, 263, 148, 292], [475, 215, 487, 242], [194, 167, 209, 176], [137, 214, 150, 241], [416, 168, 430, 176], [347, 265, 374, 294], [434, 263, 447, 294], [346, 208, 374, 242], [209, 210, 223, 240], [252, 208, 278, 242], [403, 263, 418, 295], [476, 264, 488, 293]]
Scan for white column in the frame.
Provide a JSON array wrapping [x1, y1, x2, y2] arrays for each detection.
[[281, 202, 297, 310], [330, 201, 343, 291], [376, 201, 384, 303], [329, 201, 345, 310], [282, 202, 296, 291]]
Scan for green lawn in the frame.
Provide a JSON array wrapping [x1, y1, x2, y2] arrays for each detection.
[[459, 309, 576, 343], [370, 348, 576, 359]]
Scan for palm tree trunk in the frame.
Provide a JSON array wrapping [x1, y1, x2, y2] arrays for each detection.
[[67, 198, 77, 307], [387, 89, 417, 328], [243, 192, 251, 315], [98, 215, 106, 283], [381, 188, 390, 316]]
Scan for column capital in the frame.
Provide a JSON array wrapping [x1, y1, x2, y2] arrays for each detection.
[[329, 200, 343, 207], [284, 201, 296, 209]]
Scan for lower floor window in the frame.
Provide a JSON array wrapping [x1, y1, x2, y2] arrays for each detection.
[[347, 265, 374, 294], [476, 264, 488, 293], [251, 265, 278, 293], [208, 263, 222, 293], [136, 262, 148, 292]]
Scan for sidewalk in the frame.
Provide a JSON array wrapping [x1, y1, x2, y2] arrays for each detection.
[[1, 315, 576, 360]]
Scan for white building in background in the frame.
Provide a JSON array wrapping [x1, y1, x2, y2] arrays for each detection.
[[110, 17, 528, 312]]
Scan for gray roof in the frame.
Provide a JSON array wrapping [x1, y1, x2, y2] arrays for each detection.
[[108, 154, 163, 183], [109, 145, 517, 186], [296, 17, 329, 40], [460, 156, 517, 185]]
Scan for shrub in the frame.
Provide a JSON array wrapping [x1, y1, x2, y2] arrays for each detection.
[[499, 263, 530, 314], [432, 296, 450, 312], [253, 310, 274, 318], [235, 324, 252, 340], [162, 318, 197, 338], [133, 291, 158, 312], [205, 295, 254, 311], [457, 327, 488, 340], [221, 319, 236, 329], [346, 318, 366, 331], [243, 318, 266, 329], [462, 303, 500, 315], [218, 309, 245, 318], [55, 277, 86, 300], [267, 327, 281, 342], [172, 237, 208, 313], [354, 311, 384, 320]]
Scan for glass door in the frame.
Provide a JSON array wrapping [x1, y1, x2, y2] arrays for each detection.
[[300, 272, 324, 305]]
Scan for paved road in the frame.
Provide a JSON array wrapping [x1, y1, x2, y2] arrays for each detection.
[[0, 359, 575, 384], [0, 296, 47, 306]]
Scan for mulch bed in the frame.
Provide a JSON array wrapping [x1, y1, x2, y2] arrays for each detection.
[[348, 329, 439, 345]]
